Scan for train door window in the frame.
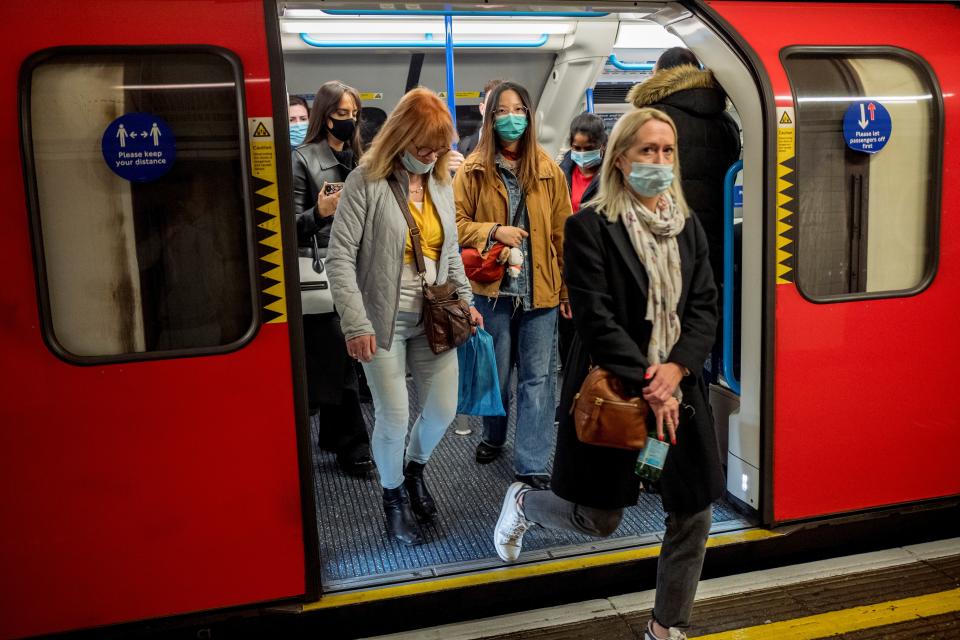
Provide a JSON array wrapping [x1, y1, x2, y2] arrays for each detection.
[[22, 50, 256, 361], [782, 49, 941, 299]]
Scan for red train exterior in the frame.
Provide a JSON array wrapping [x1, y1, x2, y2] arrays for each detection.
[[1, 1, 957, 637]]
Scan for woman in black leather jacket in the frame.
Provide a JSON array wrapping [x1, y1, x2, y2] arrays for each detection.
[[292, 81, 373, 476]]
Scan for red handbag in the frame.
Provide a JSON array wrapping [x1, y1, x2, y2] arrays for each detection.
[[461, 242, 508, 283]]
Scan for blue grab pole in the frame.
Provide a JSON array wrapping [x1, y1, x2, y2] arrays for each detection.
[[585, 88, 594, 113], [444, 13, 457, 132], [722, 160, 743, 395]]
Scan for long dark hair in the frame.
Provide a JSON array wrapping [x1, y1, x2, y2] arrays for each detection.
[[473, 80, 541, 194], [304, 81, 363, 159]]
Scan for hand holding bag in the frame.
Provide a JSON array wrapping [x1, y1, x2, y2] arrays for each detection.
[[386, 176, 473, 355], [460, 190, 526, 283], [571, 366, 648, 450], [299, 233, 335, 315]]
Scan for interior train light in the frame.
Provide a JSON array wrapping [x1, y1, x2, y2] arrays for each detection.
[[614, 23, 684, 49], [281, 20, 575, 35]]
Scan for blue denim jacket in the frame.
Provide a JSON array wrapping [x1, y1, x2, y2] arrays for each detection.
[[495, 158, 534, 310]]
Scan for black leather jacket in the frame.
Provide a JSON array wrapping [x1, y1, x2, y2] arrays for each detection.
[[292, 140, 354, 254]]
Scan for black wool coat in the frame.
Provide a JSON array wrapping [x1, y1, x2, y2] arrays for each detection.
[[551, 206, 725, 513]]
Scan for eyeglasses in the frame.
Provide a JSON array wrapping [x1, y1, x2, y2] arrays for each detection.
[[493, 106, 529, 117], [415, 145, 450, 159]]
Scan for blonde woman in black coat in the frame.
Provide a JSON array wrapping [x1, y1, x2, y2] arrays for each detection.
[[492, 108, 723, 640]]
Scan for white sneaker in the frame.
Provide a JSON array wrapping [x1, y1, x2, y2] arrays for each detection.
[[494, 482, 531, 562], [644, 620, 687, 640]]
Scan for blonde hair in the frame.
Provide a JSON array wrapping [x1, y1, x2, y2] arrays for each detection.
[[587, 108, 689, 222], [360, 87, 456, 183]]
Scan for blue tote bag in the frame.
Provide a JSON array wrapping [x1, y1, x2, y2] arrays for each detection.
[[456, 328, 505, 417]]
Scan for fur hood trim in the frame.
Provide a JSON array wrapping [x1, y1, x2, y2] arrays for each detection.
[[627, 64, 720, 108]]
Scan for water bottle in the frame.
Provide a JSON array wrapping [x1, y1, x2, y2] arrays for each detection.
[[635, 431, 669, 483]]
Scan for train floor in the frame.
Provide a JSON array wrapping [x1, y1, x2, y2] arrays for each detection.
[[310, 377, 751, 591], [361, 537, 960, 639]]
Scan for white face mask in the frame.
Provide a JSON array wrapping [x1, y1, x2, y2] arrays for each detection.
[[625, 162, 674, 197], [401, 150, 435, 175]]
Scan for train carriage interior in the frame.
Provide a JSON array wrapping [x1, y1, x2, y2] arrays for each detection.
[[277, 1, 764, 592]]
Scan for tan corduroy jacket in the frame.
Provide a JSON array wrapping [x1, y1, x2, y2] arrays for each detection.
[[453, 148, 572, 308]]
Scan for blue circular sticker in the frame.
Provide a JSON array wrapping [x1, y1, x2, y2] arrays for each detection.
[[101, 113, 176, 182], [842, 101, 892, 154]]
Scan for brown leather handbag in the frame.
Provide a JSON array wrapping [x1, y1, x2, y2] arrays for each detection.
[[571, 366, 648, 450], [387, 177, 473, 355]]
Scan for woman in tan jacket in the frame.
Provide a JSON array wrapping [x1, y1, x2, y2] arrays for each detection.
[[454, 81, 573, 489]]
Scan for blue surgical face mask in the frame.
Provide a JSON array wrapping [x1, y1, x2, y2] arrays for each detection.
[[494, 114, 528, 142], [571, 148, 602, 169], [401, 150, 435, 175], [289, 122, 308, 147], [625, 162, 674, 197]]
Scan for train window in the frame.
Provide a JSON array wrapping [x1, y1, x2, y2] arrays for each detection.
[[22, 50, 256, 361], [782, 49, 941, 300]]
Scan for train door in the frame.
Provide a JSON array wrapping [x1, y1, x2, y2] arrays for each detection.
[[278, 3, 768, 600], [0, 2, 313, 637], [706, 1, 960, 523]]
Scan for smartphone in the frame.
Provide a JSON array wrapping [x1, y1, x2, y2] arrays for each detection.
[[324, 182, 344, 196]]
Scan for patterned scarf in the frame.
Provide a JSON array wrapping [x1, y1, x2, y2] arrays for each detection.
[[621, 194, 686, 399]]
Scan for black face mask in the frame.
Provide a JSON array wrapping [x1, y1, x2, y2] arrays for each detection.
[[327, 117, 356, 143]]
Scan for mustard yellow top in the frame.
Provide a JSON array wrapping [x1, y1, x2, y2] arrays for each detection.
[[404, 190, 444, 264]]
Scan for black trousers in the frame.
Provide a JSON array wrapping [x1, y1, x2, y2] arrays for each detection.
[[303, 313, 370, 457]]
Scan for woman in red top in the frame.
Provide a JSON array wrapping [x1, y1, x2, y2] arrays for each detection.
[[558, 112, 607, 213]]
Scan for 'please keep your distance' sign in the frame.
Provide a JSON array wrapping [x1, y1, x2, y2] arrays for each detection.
[[102, 113, 176, 182]]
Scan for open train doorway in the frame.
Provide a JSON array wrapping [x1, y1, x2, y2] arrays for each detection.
[[274, 1, 762, 594]]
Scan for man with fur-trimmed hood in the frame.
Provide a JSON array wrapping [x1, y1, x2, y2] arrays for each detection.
[[628, 47, 740, 378]]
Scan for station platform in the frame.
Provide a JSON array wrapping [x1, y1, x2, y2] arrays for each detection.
[[361, 538, 960, 639]]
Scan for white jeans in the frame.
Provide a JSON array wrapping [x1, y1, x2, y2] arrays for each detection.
[[362, 312, 459, 489]]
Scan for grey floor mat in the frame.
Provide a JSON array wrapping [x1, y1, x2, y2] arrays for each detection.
[[311, 379, 747, 589]]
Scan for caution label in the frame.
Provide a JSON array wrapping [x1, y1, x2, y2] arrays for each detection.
[[247, 117, 286, 323], [252, 121, 271, 138], [359, 92, 383, 100], [775, 107, 796, 285]]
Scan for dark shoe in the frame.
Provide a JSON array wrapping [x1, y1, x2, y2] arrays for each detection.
[[403, 461, 437, 520], [338, 452, 375, 477], [382, 486, 423, 546], [516, 474, 551, 490], [475, 441, 502, 464]]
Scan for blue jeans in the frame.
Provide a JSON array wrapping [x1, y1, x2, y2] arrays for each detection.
[[362, 312, 459, 490], [475, 297, 558, 476]]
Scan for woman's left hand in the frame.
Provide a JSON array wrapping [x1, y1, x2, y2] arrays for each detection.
[[642, 363, 684, 404], [469, 306, 484, 334], [559, 301, 572, 320]]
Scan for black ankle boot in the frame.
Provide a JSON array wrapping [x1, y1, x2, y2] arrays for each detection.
[[382, 486, 423, 546], [403, 461, 437, 520]]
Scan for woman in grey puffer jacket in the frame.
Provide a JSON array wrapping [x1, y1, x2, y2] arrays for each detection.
[[326, 88, 483, 546]]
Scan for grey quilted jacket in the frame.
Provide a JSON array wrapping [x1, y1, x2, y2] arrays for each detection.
[[326, 166, 474, 350]]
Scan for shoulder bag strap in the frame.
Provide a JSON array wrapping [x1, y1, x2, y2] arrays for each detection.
[[511, 188, 527, 229], [386, 176, 427, 277]]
